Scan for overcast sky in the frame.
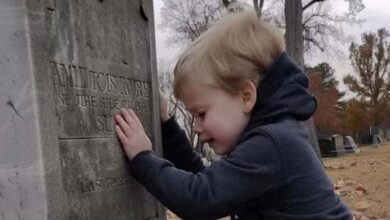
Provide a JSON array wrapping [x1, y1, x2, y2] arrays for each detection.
[[152, 0, 390, 93]]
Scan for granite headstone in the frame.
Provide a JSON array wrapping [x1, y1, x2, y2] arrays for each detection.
[[344, 136, 360, 153], [318, 138, 335, 157], [331, 134, 347, 156], [372, 134, 382, 148], [0, 0, 163, 219]]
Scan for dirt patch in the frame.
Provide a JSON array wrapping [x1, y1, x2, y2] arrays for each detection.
[[324, 143, 390, 220]]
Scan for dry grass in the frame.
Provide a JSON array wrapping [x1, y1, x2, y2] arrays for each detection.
[[324, 143, 390, 220]]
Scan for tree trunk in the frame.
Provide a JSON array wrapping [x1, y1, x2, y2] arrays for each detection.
[[285, 0, 304, 66], [285, 0, 322, 162]]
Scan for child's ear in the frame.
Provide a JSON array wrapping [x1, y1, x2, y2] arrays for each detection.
[[239, 80, 257, 113]]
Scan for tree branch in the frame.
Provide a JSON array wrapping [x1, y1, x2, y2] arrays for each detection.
[[303, 0, 325, 11], [252, 0, 264, 18]]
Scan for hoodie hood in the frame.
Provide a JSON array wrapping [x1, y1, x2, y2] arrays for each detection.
[[244, 52, 317, 132]]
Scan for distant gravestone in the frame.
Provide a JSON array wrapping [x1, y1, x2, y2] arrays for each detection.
[[0, 1, 163, 220], [372, 134, 382, 148], [319, 134, 348, 157], [344, 136, 360, 153], [331, 134, 346, 156], [379, 129, 384, 140], [385, 130, 390, 141], [318, 138, 335, 157]]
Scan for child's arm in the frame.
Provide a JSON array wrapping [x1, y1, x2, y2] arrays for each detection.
[[161, 117, 204, 172], [160, 95, 204, 172], [159, 93, 170, 123], [129, 133, 283, 220], [115, 109, 283, 219]]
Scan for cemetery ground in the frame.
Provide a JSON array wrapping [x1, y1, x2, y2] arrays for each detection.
[[167, 143, 390, 220], [324, 142, 390, 220]]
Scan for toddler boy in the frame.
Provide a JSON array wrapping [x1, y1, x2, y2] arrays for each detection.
[[115, 11, 351, 220]]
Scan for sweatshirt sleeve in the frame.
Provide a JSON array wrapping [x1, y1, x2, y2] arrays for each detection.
[[129, 131, 283, 220], [161, 117, 204, 173]]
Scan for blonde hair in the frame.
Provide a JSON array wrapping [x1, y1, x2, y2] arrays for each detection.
[[173, 11, 285, 98]]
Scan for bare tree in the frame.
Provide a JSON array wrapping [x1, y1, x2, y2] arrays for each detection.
[[249, 0, 362, 58], [159, 0, 223, 47], [285, 0, 304, 67], [302, 0, 364, 55], [161, 0, 364, 56], [284, 0, 322, 160], [253, 0, 265, 17]]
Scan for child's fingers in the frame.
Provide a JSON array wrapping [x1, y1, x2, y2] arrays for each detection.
[[115, 125, 128, 145], [127, 108, 142, 125], [115, 113, 130, 131], [120, 108, 136, 126]]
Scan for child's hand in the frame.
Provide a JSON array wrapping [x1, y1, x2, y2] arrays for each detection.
[[160, 92, 170, 122], [115, 108, 152, 159]]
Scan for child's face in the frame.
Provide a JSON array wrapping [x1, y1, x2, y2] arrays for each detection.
[[179, 81, 251, 155]]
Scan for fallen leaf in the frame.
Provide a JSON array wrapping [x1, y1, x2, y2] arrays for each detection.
[[353, 210, 363, 219], [356, 191, 365, 197], [355, 184, 367, 194], [355, 201, 370, 211], [338, 163, 346, 169]]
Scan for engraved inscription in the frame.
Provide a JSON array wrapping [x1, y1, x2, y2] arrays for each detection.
[[79, 175, 134, 193], [51, 61, 152, 138], [50, 61, 150, 97], [56, 93, 149, 112]]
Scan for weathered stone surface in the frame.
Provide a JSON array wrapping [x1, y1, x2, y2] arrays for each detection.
[[344, 136, 360, 153], [0, 0, 163, 219]]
